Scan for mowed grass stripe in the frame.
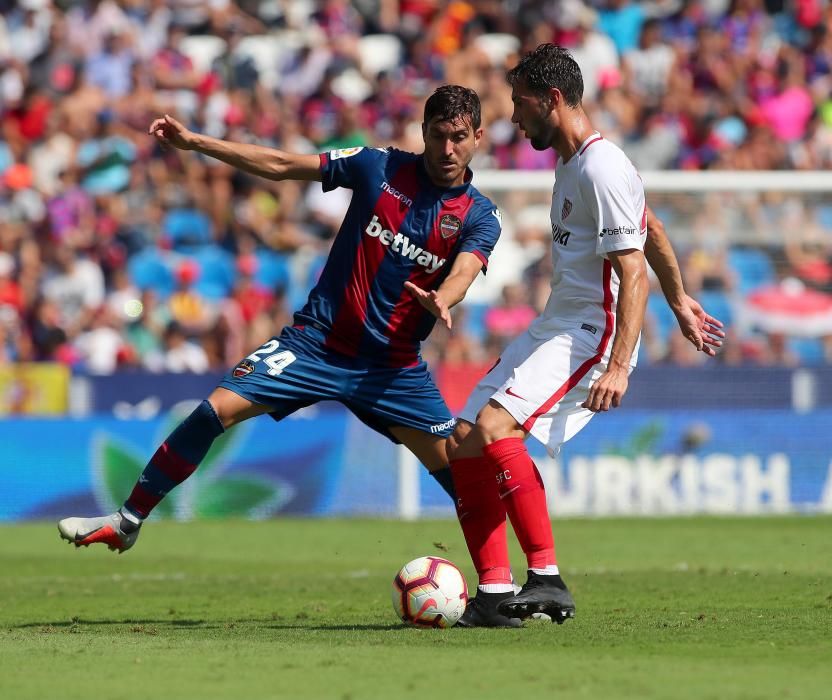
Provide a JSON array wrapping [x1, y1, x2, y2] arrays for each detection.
[[0, 518, 830, 700]]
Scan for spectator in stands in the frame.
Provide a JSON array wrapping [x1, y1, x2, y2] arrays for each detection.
[[46, 167, 95, 244], [622, 18, 677, 108], [74, 305, 130, 374], [598, 0, 647, 56], [41, 242, 105, 340], [563, 2, 619, 105], [85, 29, 135, 99], [0, 0, 829, 372], [29, 296, 70, 363], [145, 319, 209, 374], [168, 259, 217, 336], [483, 283, 537, 353]]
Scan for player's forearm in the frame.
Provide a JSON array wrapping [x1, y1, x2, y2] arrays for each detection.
[[608, 257, 649, 371], [435, 272, 472, 309], [644, 211, 686, 311], [434, 254, 483, 309], [189, 133, 299, 181]]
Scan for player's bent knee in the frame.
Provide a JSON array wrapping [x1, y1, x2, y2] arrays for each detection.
[[447, 420, 474, 461], [207, 388, 268, 429], [475, 401, 524, 444]]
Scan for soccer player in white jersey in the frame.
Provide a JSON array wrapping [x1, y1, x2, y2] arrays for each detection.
[[443, 45, 724, 627]]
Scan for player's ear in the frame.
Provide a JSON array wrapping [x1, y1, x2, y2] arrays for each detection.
[[547, 87, 561, 112], [473, 127, 483, 147]]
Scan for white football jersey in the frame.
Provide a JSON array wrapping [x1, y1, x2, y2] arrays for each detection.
[[529, 132, 647, 366]]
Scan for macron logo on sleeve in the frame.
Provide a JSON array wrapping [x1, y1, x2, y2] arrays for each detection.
[[381, 181, 414, 207], [365, 215, 446, 274]]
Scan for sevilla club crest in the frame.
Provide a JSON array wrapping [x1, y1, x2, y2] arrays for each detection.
[[439, 214, 462, 239]]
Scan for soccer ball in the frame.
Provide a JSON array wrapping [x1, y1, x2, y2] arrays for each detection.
[[391, 556, 468, 628]]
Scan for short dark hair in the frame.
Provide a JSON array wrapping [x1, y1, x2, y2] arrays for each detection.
[[423, 85, 481, 130], [506, 44, 584, 107]]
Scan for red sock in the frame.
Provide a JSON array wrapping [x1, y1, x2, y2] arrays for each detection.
[[450, 456, 511, 584], [483, 438, 556, 569]]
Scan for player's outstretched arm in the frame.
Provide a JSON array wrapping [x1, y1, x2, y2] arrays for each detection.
[[404, 252, 483, 330], [583, 248, 648, 413], [644, 206, 724, 355], [148, 114, 322, 182]]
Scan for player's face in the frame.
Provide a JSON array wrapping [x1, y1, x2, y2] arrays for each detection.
[[422, 116, 482, 187], [511, 79, 556, 151]]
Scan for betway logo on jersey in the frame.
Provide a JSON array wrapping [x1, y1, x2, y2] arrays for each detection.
[[365, 215, 446, 273], [552, 223, 571, 246], [600, 225, 639, 238], [381, 181, 413, 208]]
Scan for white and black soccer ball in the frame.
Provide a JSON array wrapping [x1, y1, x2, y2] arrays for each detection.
[[391, 556, 468, 628]]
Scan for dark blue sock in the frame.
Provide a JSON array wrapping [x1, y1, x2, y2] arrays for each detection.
[[430, 466, 456, 501], [124, 400, 225, 518]]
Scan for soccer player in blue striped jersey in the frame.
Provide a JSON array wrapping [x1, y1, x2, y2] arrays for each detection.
[[58, 86, 502, 552]]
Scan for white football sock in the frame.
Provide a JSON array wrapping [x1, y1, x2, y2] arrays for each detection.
[[119, 507, 143, 526], [530, 565, 560, 576], [479, 583, 515, 594]]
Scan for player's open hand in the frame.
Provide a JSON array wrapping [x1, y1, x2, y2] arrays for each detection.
[[404, 281, 452, 329], [582, 367, 628, 413], [675, 294, 725, 356], [148, 114, 196, 151]]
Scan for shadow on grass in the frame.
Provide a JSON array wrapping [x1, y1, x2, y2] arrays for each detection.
[[266, 624, 403, 631], [12, 619, 404, 632], [13, 618, 209, 628]]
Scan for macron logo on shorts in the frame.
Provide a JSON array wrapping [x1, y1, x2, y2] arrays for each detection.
[[365, 215, 446, 274], [430, 417, 456, 434]]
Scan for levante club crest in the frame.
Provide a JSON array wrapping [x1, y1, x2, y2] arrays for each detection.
[[439, 214, 462, 239], [232, 359, 255, 378]]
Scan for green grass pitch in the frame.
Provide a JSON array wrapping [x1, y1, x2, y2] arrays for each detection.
[[1, 517, 830, 699]]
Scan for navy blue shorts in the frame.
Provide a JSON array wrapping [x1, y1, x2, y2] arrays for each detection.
[[218, 325, 455, 442]]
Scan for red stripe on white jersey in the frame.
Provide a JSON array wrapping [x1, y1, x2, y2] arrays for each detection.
[[579, 135, 604, 156], [522, 259, 614, 431]]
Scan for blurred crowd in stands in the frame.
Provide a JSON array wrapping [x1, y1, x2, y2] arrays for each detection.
[[1, 0, 832, 376]]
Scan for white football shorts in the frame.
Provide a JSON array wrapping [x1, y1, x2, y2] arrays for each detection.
[[459, 329, 617, 455]]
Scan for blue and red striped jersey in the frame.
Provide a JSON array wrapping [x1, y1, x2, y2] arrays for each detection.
[[294, 146, 502, 367]]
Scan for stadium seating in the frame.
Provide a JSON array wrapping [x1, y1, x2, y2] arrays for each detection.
[[647, 293, 677, 343], [191, 247, 237, 300], [254, 250, 291, 292], [788, 336, 827, 365], [128, 249, 175, 298], [163, 208, 214, 250], [462, 302, 490, 343], [697, 290, 734, 328], [727, 248, 776, 294]]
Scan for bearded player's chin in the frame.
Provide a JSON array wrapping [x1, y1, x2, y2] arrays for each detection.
[[524, 134, 547, 151]]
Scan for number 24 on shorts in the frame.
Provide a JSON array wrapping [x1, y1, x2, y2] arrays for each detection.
[[246, 339, 297, 377]]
